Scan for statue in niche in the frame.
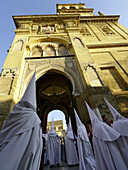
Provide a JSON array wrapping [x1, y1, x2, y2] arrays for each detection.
[[86, 66, 102, 87]]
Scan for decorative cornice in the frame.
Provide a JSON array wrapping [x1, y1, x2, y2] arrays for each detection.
[[12, 14, 119, 28], [87, 42, 128, 49], [80, 15, 120, 23]]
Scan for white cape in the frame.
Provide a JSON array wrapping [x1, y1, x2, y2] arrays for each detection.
[[74, 109, 96, 170], [105, 99, 128, 167], [0, 72, 43, 170], [47, 119, 61, 165], [86, 102, 127, 170], [65, 117, 79, 165]]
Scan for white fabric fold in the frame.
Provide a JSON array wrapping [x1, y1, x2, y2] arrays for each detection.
[[74, 108, 96, 170], [86, 102, 120, 141], [0, 71, 43, 170], [86, 101, 127, 170], [47, 119, 61, 165], [105, 98, 128, 137], [65, 117, 79, 165], [104, 99, 128, 167]]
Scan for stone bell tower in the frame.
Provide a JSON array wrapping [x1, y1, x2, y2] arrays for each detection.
[[0, 3, 128, 129]]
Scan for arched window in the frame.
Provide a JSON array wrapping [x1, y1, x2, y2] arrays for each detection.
[[31, 46, 42, 57], [12, 40, 23, 51], [58, 45, 69, 56], [45, 46, 56, 56]]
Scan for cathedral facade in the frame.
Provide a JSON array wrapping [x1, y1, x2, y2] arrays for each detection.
[[0, 3, 128, 130]]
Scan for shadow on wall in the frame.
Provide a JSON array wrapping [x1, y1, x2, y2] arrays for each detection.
[[0, 99, 15, 129]]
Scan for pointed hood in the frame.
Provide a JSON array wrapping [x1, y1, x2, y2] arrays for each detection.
[[85, 101, 120, 141], [104, 98, 123, 121], [68, 117, 72, 132], [74, 108, 89, 142], [48, 119, 59, 137], [50, 118, 55, 133], [85, 102, 98, 126], [66, 117, 74, 139], [0, 71, 41, 145], [104, 98, 128, 137], [20, 71, 36, 110], [74, 109, 83, 127]]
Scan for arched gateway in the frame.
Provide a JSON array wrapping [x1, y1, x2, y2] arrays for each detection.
[[20, 57, 87, 133], [0, 3, 128, 130]]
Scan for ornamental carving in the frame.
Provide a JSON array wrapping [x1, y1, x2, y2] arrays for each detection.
[[56, 24, 65, 33], [0, 68, 18, 95], [65, 22, 76, 28], [80, 27, 91, 36], [17, 24, 29, 29], [99, 26, 115, 35], [1, 68, 18, 77], [42, 25, 55, 33]]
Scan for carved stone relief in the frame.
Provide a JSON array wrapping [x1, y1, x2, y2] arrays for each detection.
[[1, 68, 18, 77], [99, 26, 115, 35], [23, 58, 85, 98], [56, 24, 65, 33], [80, 27, 91, 36], [0, 68, 18, 95], [17, 23, 29, 29], [65, 21, 76, 28], [42, 25, 55, 33], [28, 64, 35, 71]]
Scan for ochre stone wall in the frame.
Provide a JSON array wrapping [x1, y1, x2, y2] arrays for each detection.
[[0, 3, 128, 128]]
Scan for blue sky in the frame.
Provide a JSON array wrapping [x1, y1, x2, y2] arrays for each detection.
[[48, 110, 67, 129], [0, 0, 128, 73]]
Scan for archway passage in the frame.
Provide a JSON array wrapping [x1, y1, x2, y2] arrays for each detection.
[[47, 110, 67, 138], [36, 70, 77, 134]]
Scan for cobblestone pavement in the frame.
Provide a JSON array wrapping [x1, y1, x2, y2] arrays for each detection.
[[43, 162, 79, 170]]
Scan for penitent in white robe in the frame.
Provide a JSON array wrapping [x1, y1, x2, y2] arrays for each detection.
[[65, 117, 79, 165], [74, 109, 96, 170], [105, 99, 128, 167], [86, 101, 127, 170], [47, 119, 61, 166], [0, 72, 43, 170]]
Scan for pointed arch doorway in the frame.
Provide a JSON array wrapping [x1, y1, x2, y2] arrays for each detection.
[[36, 69, 77, 134]]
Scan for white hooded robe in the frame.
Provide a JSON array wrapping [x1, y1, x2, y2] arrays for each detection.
[[74, 109, 96, 170], [105, 99, 128, 167], [86, 102, 127, 170], [0, 72, 43, 170], [65, 117, 79, 165], [47, 119, 61, 166]]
